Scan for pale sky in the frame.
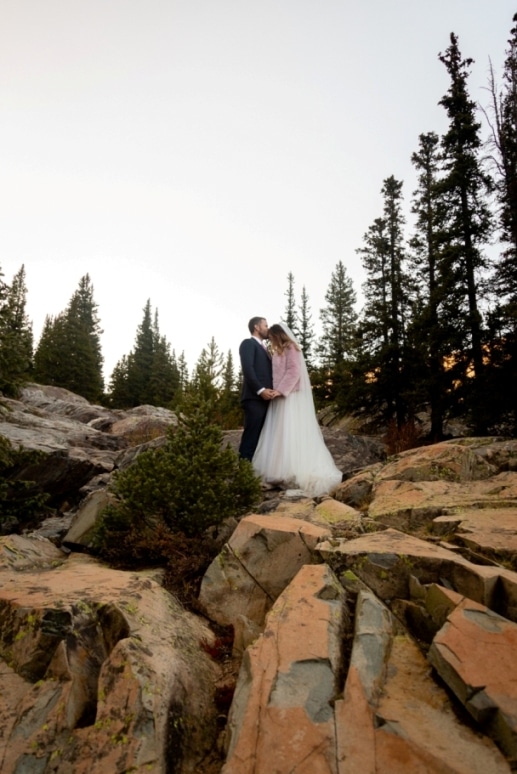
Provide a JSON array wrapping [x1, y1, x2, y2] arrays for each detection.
[[0, 1, 514, 384]]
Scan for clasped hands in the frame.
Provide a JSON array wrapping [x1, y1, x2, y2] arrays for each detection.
[[261, 388, 282, 400]]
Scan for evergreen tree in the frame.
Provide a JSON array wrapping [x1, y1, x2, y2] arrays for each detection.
[[438, 33, 494, 432], [0, 266, 12, 394], [318, 261, 357, 369], [191, 337, 224, 405], [33, 275, 104, 402], [0, 267, 6, 303], [355, 177, 410, 427], [486, 14, 517, 431], [65, 274, 104, 401], [298, 285, 315, 369], [283, 272, 299, 334], [125, 300, 155, 405], [32, 314, 65, 386], [177, 351, 189, 391], [0, 267, 7, 353], [0, 265, 33, 396], [107, 355, 132, 408], [488, 15, 517, 302], [148, 311, 180, 407], [222, 350, 236, 393], [218, 349, 242, 428], [108, 301, 179, 409], [93, 397, 261, 548], [408, 132, 453, 439], [315, 260, 358, 408], [178, 341, 242, 428]]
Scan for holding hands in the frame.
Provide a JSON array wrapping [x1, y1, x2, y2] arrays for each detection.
[[261, 388, 282, 400]]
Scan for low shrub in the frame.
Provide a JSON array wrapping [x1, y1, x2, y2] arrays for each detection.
[[92, 398, 261, 578], [383, 419, 423, 455], [0, 435, 50, 531]]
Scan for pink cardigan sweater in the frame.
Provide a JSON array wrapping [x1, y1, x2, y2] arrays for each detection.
[[273, 344, 301, 395]]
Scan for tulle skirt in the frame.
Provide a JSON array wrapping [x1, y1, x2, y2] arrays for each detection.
[[252, 390, 342, 497]]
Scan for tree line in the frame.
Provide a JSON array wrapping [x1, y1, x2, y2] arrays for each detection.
[[287, 22, 517, 439], [2, 20, 517, 439], [0, 268, 245, 428]]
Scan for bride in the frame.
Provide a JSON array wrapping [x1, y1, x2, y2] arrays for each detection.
[[252, 322, 342, 497]]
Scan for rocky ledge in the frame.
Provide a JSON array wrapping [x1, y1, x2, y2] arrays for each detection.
[[198, 438, 517, 773], [2, 385, 517, 772]]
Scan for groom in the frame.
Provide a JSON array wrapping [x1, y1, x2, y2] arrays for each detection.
[[238, 316, 279, 461]]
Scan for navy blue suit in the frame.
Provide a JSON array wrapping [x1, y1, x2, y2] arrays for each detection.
[[238, 337, 273, 460]]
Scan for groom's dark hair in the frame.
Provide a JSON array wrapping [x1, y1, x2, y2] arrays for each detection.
[[248, 316, 265, 334]]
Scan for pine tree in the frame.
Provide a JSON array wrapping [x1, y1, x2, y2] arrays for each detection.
[[438, 32, 494, 432], [0, 267, 6, 307], [0, 265, 33, 396], [0, 266, 13, 394], [315, 260, 358, 408], [191, 337, 224, 405], [125, 300, 155, 405], [488, 15, 517, 304], [222, 350, 236, 394], [486, 14, 517, 431], [188, 337, 227, 423], [298, 285, 315, 369], [175, 351, 190, 401], [355, 177, 410, 427], [148, 335, 179, 407], [408, 132, 453, 439], [33, 274, 104, 402], [65, 274, 104, 401], [318, 261, 357, 369], [108, 302, 179, 408], [33, 314, 65, 386], [107, 355, 132, 408], [218, 349, 242, 428], [148, 311, 180, 407], [283, 272, 299, 334], [93, 397, 261, 547]]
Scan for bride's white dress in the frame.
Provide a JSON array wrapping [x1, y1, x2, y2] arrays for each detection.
[[253, 331, 342, 497]]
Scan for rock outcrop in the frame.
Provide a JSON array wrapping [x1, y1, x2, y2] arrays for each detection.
[[429, 596, 517, 762], [0, 384, 177, 515], [0, 535, 221, 774], [223, 564, 344, 773], [221, 559, 510, 773], [207, 438, 517, 771], [198, 514, 332, 631], [3, 387, 517, 771], [1, 383, 382, 536], [336, 591, 509, 774]]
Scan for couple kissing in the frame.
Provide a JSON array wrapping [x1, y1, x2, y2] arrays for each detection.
[[238, 316, 342, 497]]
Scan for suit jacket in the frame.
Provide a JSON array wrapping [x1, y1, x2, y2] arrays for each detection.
[[239, 337, 273, 400]]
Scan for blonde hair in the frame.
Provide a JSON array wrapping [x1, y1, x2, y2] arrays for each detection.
[[268, 324, 301, 355]]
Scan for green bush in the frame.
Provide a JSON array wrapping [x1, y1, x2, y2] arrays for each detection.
[[0, 435, 49, 530], [93, 399, 261, 555]]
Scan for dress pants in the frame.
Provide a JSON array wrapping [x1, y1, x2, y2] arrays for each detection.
[[239, 398, 268, 461]]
